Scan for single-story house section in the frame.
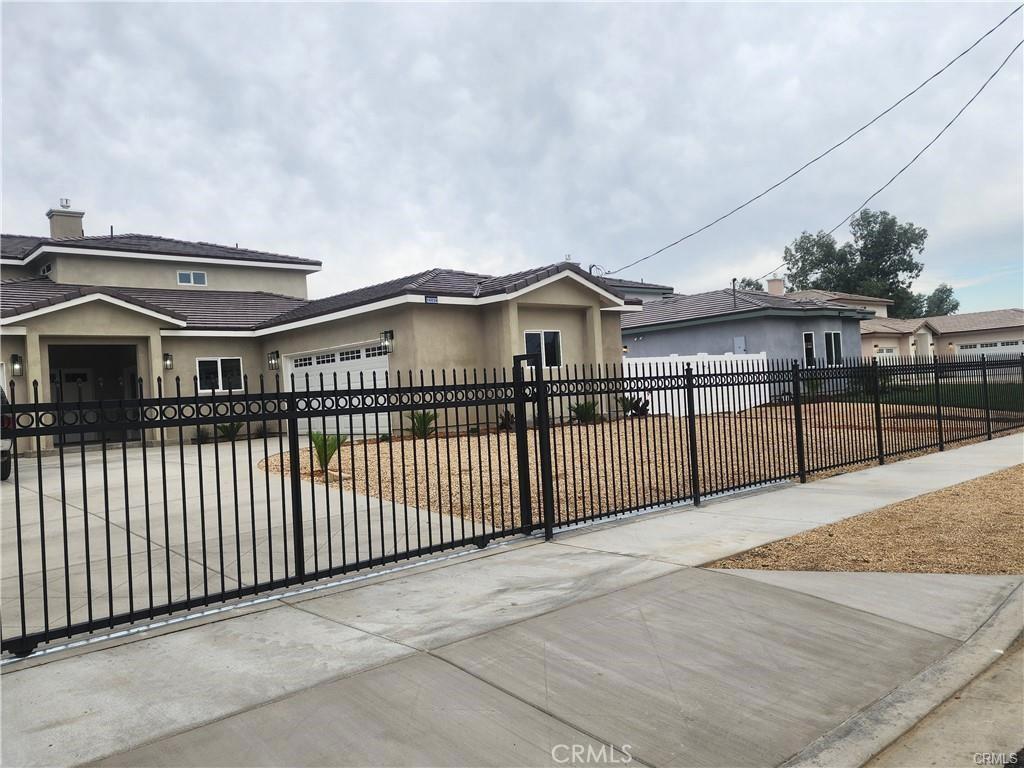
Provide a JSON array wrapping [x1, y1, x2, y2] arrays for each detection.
[[784, 288, 894, 318], [621, 287, 871, 365], [861, 309, 1024, 359], [600, 276, 674, 303], [1, 206, 639, 415]]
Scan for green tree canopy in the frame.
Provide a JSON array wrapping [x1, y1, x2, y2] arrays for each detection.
[[737, 277, 764, 291], [782, 209, 930, 319], [922, 283, 960, 316]]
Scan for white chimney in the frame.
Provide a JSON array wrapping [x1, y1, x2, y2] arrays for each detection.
[[766, 276, 785, 296], [46, 199, 84, 239]]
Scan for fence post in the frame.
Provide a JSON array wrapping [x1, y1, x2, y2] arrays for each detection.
[[932, 360, 945, 451], [791, 360, 807, 483], [683, 363, 701, 506], [532, 361, 556, 541], [511, 358, 533, 533], [286, 390, 305, 579], [871, 358, 885, 464], [981, 354, 992, 440]]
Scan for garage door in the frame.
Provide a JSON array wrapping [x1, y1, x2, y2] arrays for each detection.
[[286, 344, 390, 436]]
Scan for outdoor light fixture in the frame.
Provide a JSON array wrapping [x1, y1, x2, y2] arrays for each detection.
[[267, 350, 281, 371], [10, 354, 23, 377], [380, 330, 394, 353], [163, 353, 174, 370], [873, 344, 879, 349], [622, 345, 629, 355]]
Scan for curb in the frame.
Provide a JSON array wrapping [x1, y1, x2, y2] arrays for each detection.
[[781, 582, 1024, 768]]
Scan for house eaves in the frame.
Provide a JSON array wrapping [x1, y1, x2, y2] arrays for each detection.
[[624, 305, 872, 336]]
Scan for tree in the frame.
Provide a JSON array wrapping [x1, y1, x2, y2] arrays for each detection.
[[737, 277, 763, 291], [782, 209, 928, 319], [922, 283, 959, 316]]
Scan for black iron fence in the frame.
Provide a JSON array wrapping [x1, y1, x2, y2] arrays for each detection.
[[2, 352, 1022, 654]]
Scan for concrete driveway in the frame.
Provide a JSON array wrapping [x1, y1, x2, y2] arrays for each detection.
[[2, 433, 1021, 767], [1, 440, 464, 642]]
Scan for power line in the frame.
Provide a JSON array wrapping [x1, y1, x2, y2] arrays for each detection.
[[607, 3, 1023, 276], [753, 36, 1023, 284]]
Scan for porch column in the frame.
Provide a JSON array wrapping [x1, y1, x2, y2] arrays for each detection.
[[585, 306, 603, 365]]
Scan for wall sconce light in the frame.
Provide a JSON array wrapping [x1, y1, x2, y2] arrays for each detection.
[[380, 330, 394, 353], [622, 345, 629, 355], [910, 340, 916, 346], [10, 354, 24, 377], [872, 344, 879, 349], [163, 353, 174, 370], [267, 350, 281, 371]]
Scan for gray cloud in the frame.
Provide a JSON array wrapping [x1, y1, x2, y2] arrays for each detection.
[[3, 2, 1021, 311]]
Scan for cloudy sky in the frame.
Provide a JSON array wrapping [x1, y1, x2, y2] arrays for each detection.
[[3, 2, 1021, 311]]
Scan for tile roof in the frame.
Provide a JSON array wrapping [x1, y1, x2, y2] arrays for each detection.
[[601, 276, 674, 292], [787, 289, 894, 305], [1, 233, 321, 267], [862, 309, 1024, 336], [259, 262, 634, 328], [622, 288, 868, 330], [1, 277, 306, 330], [2, 262, 632, 331]]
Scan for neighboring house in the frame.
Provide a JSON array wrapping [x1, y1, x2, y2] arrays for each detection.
[[600, 276, 674, 303], [860, 309, 1024, 359], [0, 206, 638, 423], [622, 287, 871, 365], [784, 288, 894, 318]]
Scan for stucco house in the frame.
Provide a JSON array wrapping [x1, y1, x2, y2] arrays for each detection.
[[621, 285, 871, 365], [785, 288, 894, 318], [601, 277, 674, 303], [1, 205, 638, 422], [860, 309, 1024, 359]]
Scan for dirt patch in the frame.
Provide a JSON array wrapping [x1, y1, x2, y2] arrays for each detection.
[[707, 464, 1024, 575]]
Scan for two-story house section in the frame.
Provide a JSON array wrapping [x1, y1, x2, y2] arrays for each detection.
[[1, 203, 639, 436]]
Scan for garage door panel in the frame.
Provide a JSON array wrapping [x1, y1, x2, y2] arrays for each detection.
[[286, 346, 390, 436]]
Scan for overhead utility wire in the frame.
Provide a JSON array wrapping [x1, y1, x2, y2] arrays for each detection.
[[752, 36, 1023, 284], [606, 3, 1023, 276]]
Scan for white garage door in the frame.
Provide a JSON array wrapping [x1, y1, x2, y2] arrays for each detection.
[[286, 344, 390, 435]]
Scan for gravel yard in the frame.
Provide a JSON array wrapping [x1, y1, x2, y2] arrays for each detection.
[[708, 464, 1024, 575], [259, 402, 1022, 529]]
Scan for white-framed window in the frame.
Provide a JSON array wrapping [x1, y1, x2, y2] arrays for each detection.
[[196, 357, 243, 392], [824, 331, 842, 366], [364, 345, 389, 358], [338, 349, 361, 361], [38, 262, 53, 276], [877, 347, 896, 355], [292, 356, 314, 368], [177, 270, 208, 286], [980, 342, 999, 348], [524, 330, 562, 367], [1000, 340, 1020, 347], [801, 332, 816, 367], [958, 343, 978, 350], [315, 352, 336, 365]]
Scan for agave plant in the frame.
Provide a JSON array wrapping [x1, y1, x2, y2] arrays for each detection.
[[616, 395, 650, 417], [568, 400, 601, 424], [216, 422, 244, 441], [406, 410, 438, 438], [310, 431, 347, 476]]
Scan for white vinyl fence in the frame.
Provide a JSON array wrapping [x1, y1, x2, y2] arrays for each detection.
[[622, 353, 771, 415]]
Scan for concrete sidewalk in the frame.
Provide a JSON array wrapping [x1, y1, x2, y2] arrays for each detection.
[[2, 433, 1021, 767]]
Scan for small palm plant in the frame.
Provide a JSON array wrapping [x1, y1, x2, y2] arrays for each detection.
[[310, 431, 346, 479], [216, 422, 244, 441], [569, 400, 601, 424], [406, 410, 438, 438], [616, 395, 650, 417]]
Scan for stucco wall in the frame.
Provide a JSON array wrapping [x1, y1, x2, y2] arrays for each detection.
[[624, 315, 863, 363], [53, 254, 311, 298]]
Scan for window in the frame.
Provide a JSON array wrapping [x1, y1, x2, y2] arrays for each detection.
[[292, 356, 314, 368], [196, 357, 243, 392], [877, 347, 896, 355], [38, 262, 53, 276], [315, 352, 336, 365], [1000, 340, 1020, 347], [364, 345, 389, 358], [177, 270, 208, 286], [338, 349, 361, 361], [958, 343, 978, 350], [824, 331, 842, 366], [802, 332, 816, 367], [524, 330, 562, 367], [980, 342, 999, 348]]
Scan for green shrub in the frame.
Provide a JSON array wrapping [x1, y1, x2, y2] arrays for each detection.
[[377, 432, 391, 443], [250, 422, 267, 439], [497, 410, 516, 431], [216, 422, 244, 441], [310, 431, 347, 474], [617, 395, 650, 417], [406, 410, 438, 438], [569, 400, 601, 423]]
